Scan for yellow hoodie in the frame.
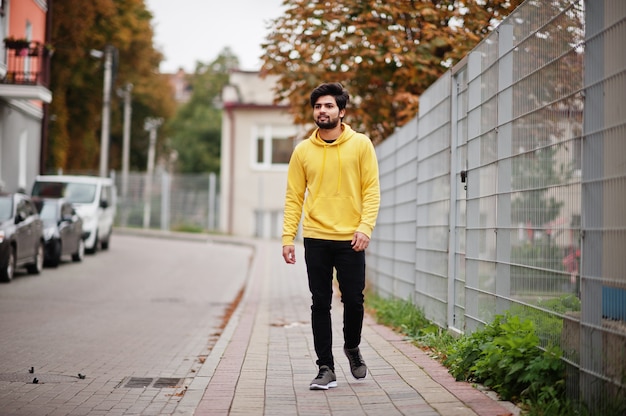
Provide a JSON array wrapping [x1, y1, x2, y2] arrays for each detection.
[[282, 123, 380, 246]]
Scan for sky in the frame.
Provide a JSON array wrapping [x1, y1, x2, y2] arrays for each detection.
[[145, 0, 286, 73]]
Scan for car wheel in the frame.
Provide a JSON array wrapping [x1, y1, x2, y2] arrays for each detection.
[[101, 235, 110, 250], [0, 247, 16, 282], [46, 241, 61, 268], [72, 238, 85, 262], [86, 232, 98, 255], [26, 241, 44, 274]]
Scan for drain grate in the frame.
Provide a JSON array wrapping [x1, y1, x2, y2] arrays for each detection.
[[120, 377, 182, 389], [124, 377, 154, 388], [153, 377, 182, 388]]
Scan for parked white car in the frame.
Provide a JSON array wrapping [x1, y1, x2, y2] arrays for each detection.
[[31, 175, 117, 254]]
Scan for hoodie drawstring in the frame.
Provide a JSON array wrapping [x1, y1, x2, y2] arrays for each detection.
[[314, 143, 342, 196], [316, 144, 328, 197], [336, 144, 342, 194]]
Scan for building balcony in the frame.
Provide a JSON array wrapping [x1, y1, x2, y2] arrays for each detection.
[[0, 40, 52, 103]]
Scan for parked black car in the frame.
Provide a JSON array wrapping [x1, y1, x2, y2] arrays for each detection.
[[0, 193, 45, 282], [34, 198, 85, 267]]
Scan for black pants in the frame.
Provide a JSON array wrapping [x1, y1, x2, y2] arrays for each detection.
[[304, 238, 365, 370]]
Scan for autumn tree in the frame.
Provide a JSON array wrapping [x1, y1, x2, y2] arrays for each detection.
[[261, 0, 524, 143], [167, 48, 240, 173], [47, 0, 175, 173]]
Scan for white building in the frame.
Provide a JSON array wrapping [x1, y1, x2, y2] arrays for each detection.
[[219, 71, 304, 238], [0, 0, 52, 192]]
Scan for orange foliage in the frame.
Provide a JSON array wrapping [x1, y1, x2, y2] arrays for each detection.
[[47, 0, 175, 172], [261, 0, 524, 143]]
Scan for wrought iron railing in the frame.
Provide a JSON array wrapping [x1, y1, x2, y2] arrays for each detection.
[[2, 40, 51, 86]]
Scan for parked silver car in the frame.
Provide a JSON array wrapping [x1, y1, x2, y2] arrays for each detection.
[[0, 193, 45, 282], [34, 198, 85, 267]]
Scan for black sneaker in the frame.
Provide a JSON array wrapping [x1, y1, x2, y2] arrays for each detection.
[[309, 365, 337, 390], [344, 347, 367, 379]]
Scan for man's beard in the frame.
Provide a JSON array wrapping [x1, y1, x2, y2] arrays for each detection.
[[315, 116, 340, 129]]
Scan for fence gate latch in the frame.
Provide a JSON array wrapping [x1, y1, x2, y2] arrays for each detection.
[[460, 170, 467, 183], [460, 170, 468, 190]]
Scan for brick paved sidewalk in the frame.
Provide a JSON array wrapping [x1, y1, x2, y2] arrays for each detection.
[[191, 240, 519, 416]]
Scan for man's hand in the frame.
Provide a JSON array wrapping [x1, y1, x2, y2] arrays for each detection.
[[282, 245, 296, 264], [351, 231, 370, 252]]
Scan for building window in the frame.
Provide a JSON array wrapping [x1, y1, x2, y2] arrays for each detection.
[[253, 125, 297, 168], [24, 22, 32, 79]]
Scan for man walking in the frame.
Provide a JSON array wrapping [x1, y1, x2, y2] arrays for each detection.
[[281, 82, 380, 390]]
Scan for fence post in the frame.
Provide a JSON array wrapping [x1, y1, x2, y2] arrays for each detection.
[[161, 170, 170, 231], [143, 118, 162, 229], [208, 172, 216, 231], [495, 24, 514, 315], [580, 0, 605, 405], [464, 50, 482, 331]]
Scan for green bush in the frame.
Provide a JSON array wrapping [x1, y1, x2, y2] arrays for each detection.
[[445, 312, 565, 402], [365, 293, 584, 414], [508, 295, 581, 349], [365, 293, 455, 354]]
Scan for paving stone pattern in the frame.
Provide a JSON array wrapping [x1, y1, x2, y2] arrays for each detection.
[[193, 240, 519, 416]]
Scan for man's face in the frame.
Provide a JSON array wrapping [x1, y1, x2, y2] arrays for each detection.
[[313, 95, 345, 129]]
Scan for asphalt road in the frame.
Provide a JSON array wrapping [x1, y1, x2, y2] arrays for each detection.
[[0, 232, 253, 415]]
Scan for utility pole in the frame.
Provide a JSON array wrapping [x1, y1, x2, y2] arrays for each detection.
[[98, 45, 113, 178], [118, 83, 133, 226], [119, 84, 133, 198], [143, 117, 163, 229]]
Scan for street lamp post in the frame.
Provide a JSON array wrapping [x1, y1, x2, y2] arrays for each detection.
[[118, 84, 133, 195], [118, 83, 133, 226], [143, 117, 163, 229], [91, 45, 115, 178], [100, 45, 113, 178]]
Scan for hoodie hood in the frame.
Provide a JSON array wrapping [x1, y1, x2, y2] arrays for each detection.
[[308, 123, 356, 146]]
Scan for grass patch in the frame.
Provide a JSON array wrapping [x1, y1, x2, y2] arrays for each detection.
[[364, 291, 455, 360], [170, 223, 205, 233]]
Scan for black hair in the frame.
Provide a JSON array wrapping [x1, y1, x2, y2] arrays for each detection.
[[310, 82, 350, 110]]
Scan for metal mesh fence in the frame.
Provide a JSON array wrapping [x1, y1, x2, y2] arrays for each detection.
[[114, 170, 219, 233], [367, 0, 626, 409]]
